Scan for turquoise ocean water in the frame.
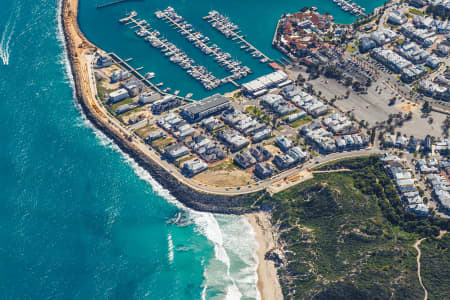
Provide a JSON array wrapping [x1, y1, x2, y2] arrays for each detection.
[[0, 0, 382, 299]]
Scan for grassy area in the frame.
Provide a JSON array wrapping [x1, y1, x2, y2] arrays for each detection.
[[208, 159, 238, 172], [151, 137, 175, 150], [346, 45, 356, 52], [95, 78, 115, 102], [109, 98, 134, 112], [246, 106, 271, 124], [245, 105, 264, 117], [211, 125, 229, 136], [409, 8, 424, 16], [135, 124, 158, 139], [118, 107, 144, 119], [254, 156, 449, 299], [288, 116, 312, 128], [420, 233, 450, 300], [174, 155, 194, 168]]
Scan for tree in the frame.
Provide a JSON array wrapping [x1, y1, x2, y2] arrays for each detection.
[[370, 128, 376, 144], [428, 117, 434, 124], [442, 116, 450, 137], [352, 81, 361, 91], [344, 76, 353, 86], [296, 73, 305, 84], [422, 101, 432, 113]]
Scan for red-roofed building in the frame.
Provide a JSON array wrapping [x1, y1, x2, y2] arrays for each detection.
[[274, 9, 334, 59]]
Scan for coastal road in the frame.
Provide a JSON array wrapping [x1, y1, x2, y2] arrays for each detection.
[[87, 53, 383, 196], [83, 46, 382, 196], [181, 148, 383, 195]]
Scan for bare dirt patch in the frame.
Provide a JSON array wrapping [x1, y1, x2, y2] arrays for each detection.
[[396, 101, 419, 114], [265, 144, 282, 156], [193, 169, 254, 187]]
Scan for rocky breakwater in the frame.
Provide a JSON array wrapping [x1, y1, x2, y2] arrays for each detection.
[[61, 0, 264, 214]]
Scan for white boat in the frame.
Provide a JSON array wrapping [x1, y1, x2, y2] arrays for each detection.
[[145, 72, 155, 79]]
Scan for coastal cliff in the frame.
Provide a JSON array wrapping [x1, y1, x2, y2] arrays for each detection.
[[60, 2, 285, 299], [60, 0, 264, 214]]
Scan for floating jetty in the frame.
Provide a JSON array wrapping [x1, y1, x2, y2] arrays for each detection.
[[106, 51, 194, 102], [120, 11, 240, 90], [119, 10, 137, 22], [204, 11, 272, 64], [332, 0, 366, 16], [156, 7, 250, 86]]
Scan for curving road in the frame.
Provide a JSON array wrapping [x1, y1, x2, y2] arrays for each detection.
[[88, 53, 383, 195]]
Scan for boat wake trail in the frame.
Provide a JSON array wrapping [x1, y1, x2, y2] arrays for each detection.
[[0, 4, 20, 66]]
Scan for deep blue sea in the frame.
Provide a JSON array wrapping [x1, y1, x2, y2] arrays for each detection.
[[0, 0, 382, 299]]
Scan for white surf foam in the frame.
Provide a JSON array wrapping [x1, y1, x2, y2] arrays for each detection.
[[56, 1, 259, 297], [0, 3, 20, 65], [218, 215, 261, 300], [167, 233, 174, 263], [191, 212, 263, 299]]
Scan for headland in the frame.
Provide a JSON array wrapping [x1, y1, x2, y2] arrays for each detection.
[[61, 0, 265, 214], [62, 0, 450, 298], [62, 0, 281, 297]]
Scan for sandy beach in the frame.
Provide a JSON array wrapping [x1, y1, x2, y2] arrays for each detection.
[[247, 212, 283, 300], [63, 1, 284, 297]]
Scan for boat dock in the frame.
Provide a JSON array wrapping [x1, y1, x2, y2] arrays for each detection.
[[121, 11, 239, 91], [106, 52, 194, 102], [332, 0, 366, 16], [119, 11, 137, 23], [204, 11, 272, 64], [156, 7, 250, 85], [123, 13, 224, 90]]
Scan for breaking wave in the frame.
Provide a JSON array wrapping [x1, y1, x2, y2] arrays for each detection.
[[56, 0, 260, 297], [0, 2, 20, 65]]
